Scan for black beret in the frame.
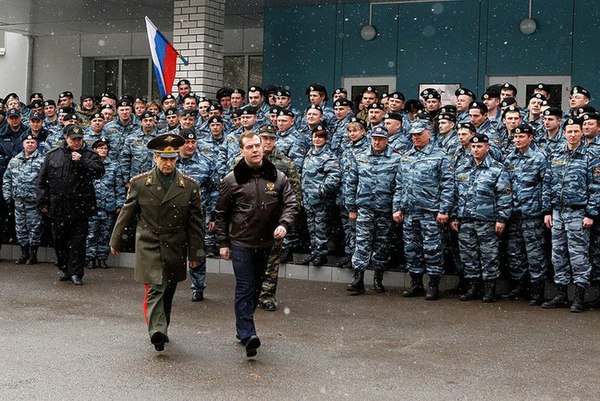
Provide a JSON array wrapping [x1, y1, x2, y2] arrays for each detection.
[[44, 100, 56, 107], [455, 87, 475, 98], [470, 133, 489, 143], [29, 112, 44, 121], [501, 83, 517, 93], [165, 107, 179, 116], [306, 105, 323, 113], [101, 92, 118, 100], [59, 91, 73, 99], [92, 137, 110, 149], [502, 105, 521, 118], [141, 111, 157, 120], [333, 99, 353, 107], [564, 117, 583, 127], [367, 102, 385, 110], [348, 117, 367, 129], [91, 112, 104, 120], [420, 88, 440, 100], [216, 87, 233, 99], [179, 128, 197, 140], [208, 116, 223, 124], [248, 86, 264, 94], [179, 109, 198, 118], [384, 112, 403, 122], [514, 123, 534, 135], [437, 113, 456, 122], [278, 109, 295, 118], [404, 99, 423, 112], [240, 106, 257, 115], [208, 104, 223, 112], [388, 91, 405, 101], [232, 88, 246, 97], [177, 79, 191, 87], [439, 105, 457, 114], [269, 105, 282, 114], [571, 86, 590, 98], [457, 122, 476, 132], [543, 107, 562, 117], [500, 97, 517, 108], [469, 101, 488, 113], [161, 94, 176, 103]]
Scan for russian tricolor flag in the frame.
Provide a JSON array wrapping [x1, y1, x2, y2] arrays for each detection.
[[145, 17, 187, 98]]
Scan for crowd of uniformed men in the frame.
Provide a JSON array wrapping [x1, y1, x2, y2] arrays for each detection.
[[1, 79, 600, 312]]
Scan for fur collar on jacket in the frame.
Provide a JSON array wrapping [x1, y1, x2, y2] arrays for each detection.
[[233, 157, 278, 184]]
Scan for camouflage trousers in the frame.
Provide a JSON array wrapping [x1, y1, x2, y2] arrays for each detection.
[[205, 214, 215, 248], [551, 208, 591, 288], [506, 216, 547, 282], [589, 220, 600, 284], [458, 219, 500, 280], [86, 211, 114, 260], [352, 209, 392, 272], [340, 207, 356, 258], [14, 200, 42, 247], [305, 202, 332, 257], [403, 210, 444, 276], [259, 239, 283, 303]]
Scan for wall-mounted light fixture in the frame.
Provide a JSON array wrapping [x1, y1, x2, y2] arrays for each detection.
[[519, 0, 537, 35], [360, 2, 378, 41]]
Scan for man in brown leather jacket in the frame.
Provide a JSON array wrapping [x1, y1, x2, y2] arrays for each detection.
[[215, 131, 298, 358]]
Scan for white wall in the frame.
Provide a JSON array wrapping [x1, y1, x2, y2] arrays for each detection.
[[0, 32, 31, 99]]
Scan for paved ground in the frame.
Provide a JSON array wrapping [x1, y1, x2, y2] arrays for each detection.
[[2, 261, 600, 401]]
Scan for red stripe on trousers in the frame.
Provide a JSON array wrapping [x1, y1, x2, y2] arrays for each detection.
[[143, 284, 149, 326]]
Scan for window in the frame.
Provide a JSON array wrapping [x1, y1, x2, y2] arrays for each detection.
[[224, 54, 263, 89], [91, 58, 159, 100]]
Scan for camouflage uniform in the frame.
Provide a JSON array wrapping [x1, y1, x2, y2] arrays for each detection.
[[329, 113, 353, 156], [2, 148, 45, 247], [119, 129, 159, 183], [542, 142, 600, 288], [86, 157, 125, 262], [83, 127, 108, 149], [301, 145, 341, 259], [395, 143, 454, 277], [104, 118, 139, 161], [345, 145, 401, 273], [276, 126, 310, 174], [177, 152, 218, 294], [453, 154, 512, 281], [437, 129, 461, 156]]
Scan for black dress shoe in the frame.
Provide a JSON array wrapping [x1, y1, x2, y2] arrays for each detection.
[[191, 290, 204, 302], [243, 335, 261, 357], [58, 271, 70, 281], [71, 275, 82, 286], [150, 332, 167, 351]]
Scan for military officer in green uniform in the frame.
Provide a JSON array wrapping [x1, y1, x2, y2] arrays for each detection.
[[110, 133, 205, 352]]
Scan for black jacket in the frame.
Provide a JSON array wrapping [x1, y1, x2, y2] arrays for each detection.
[[215, 158, 298, 248], [37, 144, 105, 220]]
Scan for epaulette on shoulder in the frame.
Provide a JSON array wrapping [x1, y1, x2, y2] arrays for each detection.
[[180, 173, 198, 184], [130, 171, 152, 182]]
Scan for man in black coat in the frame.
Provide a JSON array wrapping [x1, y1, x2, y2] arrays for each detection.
[[37, 124, 105, 285]]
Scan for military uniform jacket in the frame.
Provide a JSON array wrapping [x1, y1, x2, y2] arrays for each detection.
[[109, 168, 205, 285], [301, 145, 341, 208], [3, 149, 45, 203], [453, 154, 512, 222], [504, 147, 547, 217]]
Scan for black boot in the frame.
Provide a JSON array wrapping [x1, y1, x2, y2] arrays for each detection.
[[570, 285, 585, 313], [280, 249, 293, 263], [541, 285, 568, 309], [347, 270, 365, 294], [459, 278, 478, 301], [402, 273, 424, 297], [311, 255, 327, 267], [298, 255, 312, 265], [425, 275, 441, 300], [26, 246, 38, 265], [482, 280, 497, 303], [501, 279, 524, 300], [15, 245, 29, 264], [528, 281, 545, 306], [373, 270, 385, 293], [87, 259, 97, 269]]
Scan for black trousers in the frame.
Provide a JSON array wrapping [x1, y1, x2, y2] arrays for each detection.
[[51, 218, 89, 278]]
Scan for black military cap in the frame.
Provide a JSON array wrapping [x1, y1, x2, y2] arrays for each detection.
[[240, 106, 257, 115], [117, 99, 132, 108], [277, 89, 292, 98], [208, 116, 223, 124], [177, 79, 191, 87], [29, 92, 44, 100], [59, 91, 73, 99], [470, 133, 489, 143], [564, 117, 583, 127], [348, 117, 368, 129], [59, 107, 76, 115], [92, 137, 110, 149], [306, 83, 327, 95], [367, 102, 385, 110], [165, 107, 178, 116], [4, 92, 18, 103], [500, 97, 517, 108], [80, 93, 94, 102], [306, 104, 323, 113], [64, 113, 78, 121], [455, 87, 475, 98], [44, 100, 56, 107], [182, 92, 197, 101], [259, 125, 277, 138], [141, 111, 157, 120], [311, 124, 327, 134], [371, 126, 389, 138], [334, 87, 348, 95], [404, 99, 423, 112], [248, 86, 264, 94], [457, 122, 476, 132], [482, 88, 500, 100], [571, 86, 590, 99], [278, 109, 295, 118], [29, 101, 43, 109], [101, 92, 117, 100], [582, 113, 600, 122], [577, 105, 596, 115], [529, 93, 547, 102], [420, 88, 441, 100], [439, 105, 457, 114], [501, 82, 517, 94], [179, 128, 197, 140], [197, 97, 211, 104], [63, 124, 83, 138], [209, 104, 223, 112], [502, 105, 521, 118], [333, 99, 352, 107], [437, 113, 456, 122], [101, 104, 115, 111], [216, 87, 233, 99], [135, 97, 148, 104], [148, 133, 185, 158], [22, 134, 36, 141], [91, 112, 104, 120], [179, 109, 198, 118], [232, 88, 246, 97], [380, 93, 388, 100], [231, 109, 242, 118], [388, 91, 405, 101], [514, 123, 534, 135], [543, 107, 562, 117], [29, 112, 44, 121], [469, 101, 488, 113], [361, 86, 379, 96], [264, 85, 281, 96], [269, 105, 282, 115], [536, 83, 549, 91], [384, 112, 403, 121], [161, 94, 176, 104]]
